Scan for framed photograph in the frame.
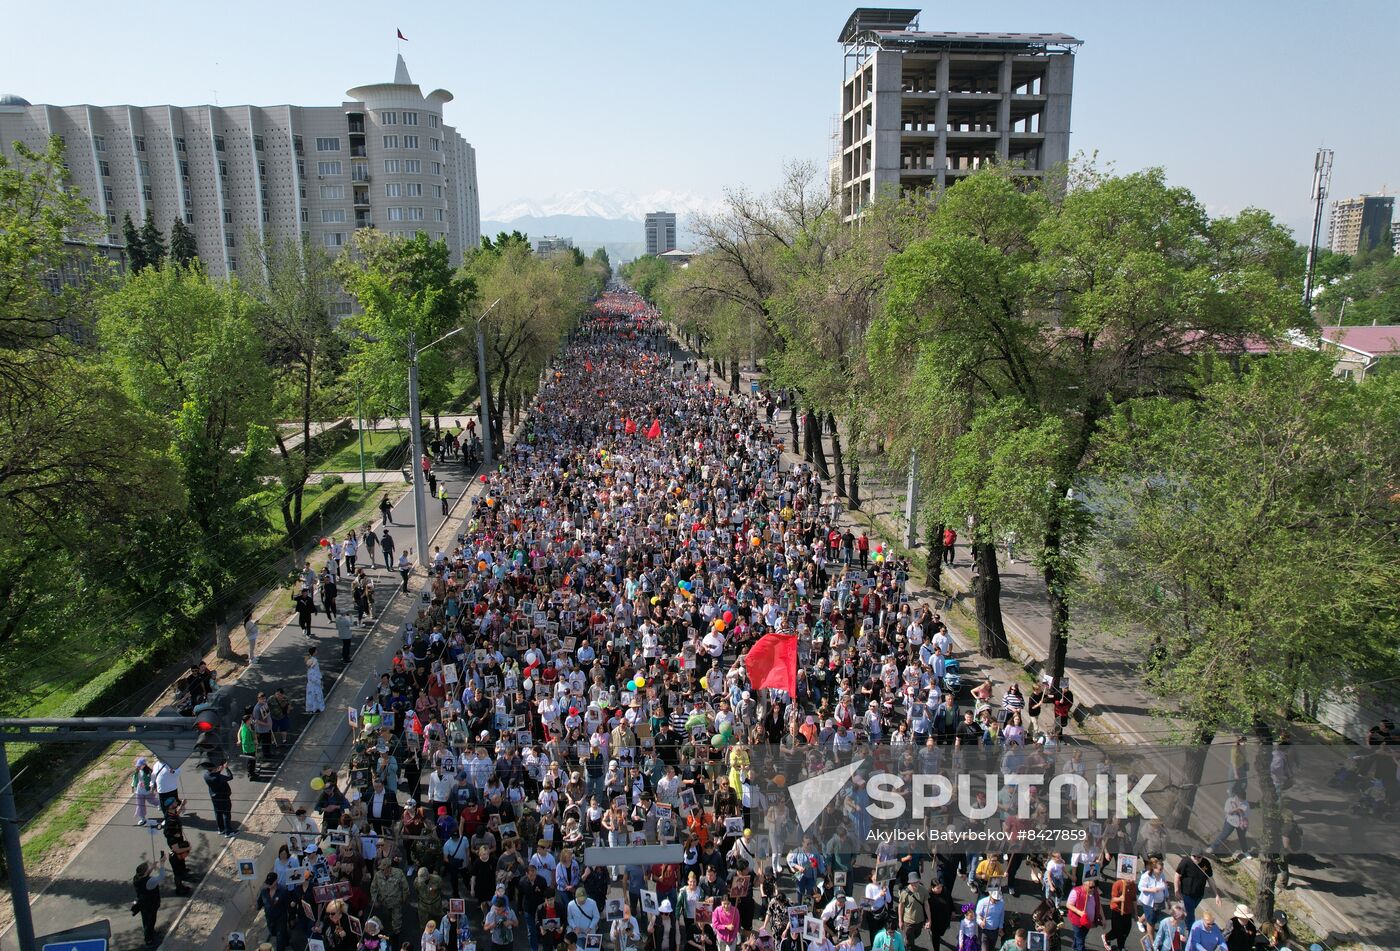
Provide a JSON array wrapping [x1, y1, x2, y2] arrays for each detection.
[[641, 890, 659, 915], [501, 822, 518, 837], [313, 884, 333, 905], [444, 663, 459, 685], [1027, 934, 1047, 951], [1116, 854, 1138, 880], [463, 941, 478, 951], [723, 816, 744, 837], [227, 933, 245, 948], [584, 937, 602, 951], [1085, 862, 1102, 881], [679, 787, 698, 813], [514, 714, 528, 730], [485, 675, 500, 693], [695, 899, 714, 927], [518, 731, 533, 746], [300, 900, 314, 919], [534, 611, 549, 627], [833, 871, 847, 887], [347, 706, 359, 730], [307, 939, 326, 951], [236, 859, 256, 881], [875, 860, 899, 886], [605, 898, 625, 921], [450, 898, 467, 915], [334, 880, 351, 898], [1088, 822, 1103, 842], [475, 649, 489, 665], [275, 797, 296, 816], [563, 636, 577, 651], [349, 915, 363, 936], [586, 707, 603, 727], [516, 632, 530, 650], [288, 867, 310, 885], [804, 915, 825, 942], [349, 769, 368, 790], [328, 830, 350, 847], [541, 918, 561, 933]]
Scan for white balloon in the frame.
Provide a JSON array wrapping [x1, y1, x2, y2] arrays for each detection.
[[525, 649, 539, 665]]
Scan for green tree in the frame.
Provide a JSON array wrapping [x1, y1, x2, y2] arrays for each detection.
[[121, 211, 147, 271], [621, 254, 673, 304], [139, 215, 166, 264], [1080, 351, 1400, 920], [1315, 254, 1400, 326], [247, 236, 344, 543], [99, 264, 274, 659], [590, 246, 611, 276], [169, 217, 199, 267], [337, 230, 473, 427]]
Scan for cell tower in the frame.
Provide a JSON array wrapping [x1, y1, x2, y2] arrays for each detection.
[[1302, 148, 1334, 311]]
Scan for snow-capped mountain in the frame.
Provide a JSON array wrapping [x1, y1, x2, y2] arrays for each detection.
[[485, 189, 723, 223]]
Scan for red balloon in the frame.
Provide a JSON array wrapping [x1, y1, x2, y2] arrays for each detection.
[[723, 611, 734, 625], [319, 538, 330, 547], [480, 475, 488, 483]]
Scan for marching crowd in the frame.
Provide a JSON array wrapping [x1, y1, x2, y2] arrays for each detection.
[[136, 288, 1288, 951]]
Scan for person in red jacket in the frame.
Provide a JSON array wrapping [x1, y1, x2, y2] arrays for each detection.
[[1065, 878, 1104, 951], [942, 527, 957, 565]]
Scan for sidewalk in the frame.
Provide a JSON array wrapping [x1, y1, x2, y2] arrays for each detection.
[[741, 365, 1390, 951], [0, 456, 481, 951]]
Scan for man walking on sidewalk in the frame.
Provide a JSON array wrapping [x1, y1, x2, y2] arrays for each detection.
[[381, 527, 396, 569], [337, 611, 354, 662], [203, 756, 236, 837], [251, 692, 274, 762], [380, 493, 394, 526]]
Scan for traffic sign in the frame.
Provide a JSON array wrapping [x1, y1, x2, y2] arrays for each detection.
[[41, 940, 107, 951]]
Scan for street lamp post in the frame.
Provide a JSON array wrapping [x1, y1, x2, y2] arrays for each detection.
[[475, 297, 501, 468], [405, 297, 500, 569]]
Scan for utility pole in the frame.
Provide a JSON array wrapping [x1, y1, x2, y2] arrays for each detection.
[[474, 298, 502, 469], [356, 382, 367, 488], [1303, 148, 1334, 312], [0, 716, 207, 951], [407, 330, 430, 569], [903, 449, 919, 549]]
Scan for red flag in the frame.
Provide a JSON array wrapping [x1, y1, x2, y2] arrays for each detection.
[[624, 417, 638, 435], [744, 632, 798, 695], [585, 359, 593, 373], [645, 419, 661, 439], [397, 29, 408, 41]]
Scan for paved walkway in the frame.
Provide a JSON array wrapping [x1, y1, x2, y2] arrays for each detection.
[[734, 365, 1391, 951], [0, 456, 482, 951]]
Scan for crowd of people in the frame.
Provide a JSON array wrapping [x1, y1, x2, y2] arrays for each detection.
[[137, 287, 1291, 951]]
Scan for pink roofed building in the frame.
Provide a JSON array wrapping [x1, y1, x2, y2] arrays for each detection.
[[1319, 325, 1400, 380]]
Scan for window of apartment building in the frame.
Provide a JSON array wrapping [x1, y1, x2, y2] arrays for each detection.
[[93, 135, 106, 152], [322, 209, 346, 223], [140, 160, 150, 177], [385, 183, 402, 198], [317, 161, 342, 176], [107, 212, 117, 226], [316, 137, 341, 151], [300, 184, 307, 199], [432, 184, 443, 198], [254, 134, 265, 151], [402, 135, 419, 149], [215, 135, 225, 151], [258, 160, 267, 177], [436, 208, 445, 222], [225, 233, 236, 247], [184, 211, 194, 224], [387, 207, 405, 221], [406, 207, 424, 221], [431, 162, 442, 175], [430, 138, 440, 152], [103, 186, 113, 203], [175, 136, 186, 152], [180, 160, 190, 177], [134, 135, 146, 152], [218, 160, 228, 176], [428, 114, 439, 128], [228, 257, 237, 271], [382, 135, 399, 149], [380, 111, 398, 124], [320, 185, 344, 200], [300, 208, 309, 223], [323, 232, 345, 248], [143, 184, 153, 201], [99, 160, 110, 177], [330, 301, 353, 317], [224, 210, 233, 225], [297, 159, 306, 177], [383, 159, 400, 174], [260, 186, 268, 202], [404, 159, 420, 173], [293, 135, 304, 155], [405, 182, 422, 197], [262, 209, 270, 223], [402, 112, 418, 126]]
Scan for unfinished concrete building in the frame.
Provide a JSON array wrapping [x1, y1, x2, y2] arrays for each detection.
[[838, 8, 1080, 219]]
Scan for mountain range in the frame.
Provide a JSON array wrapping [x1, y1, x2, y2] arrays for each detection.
[[481, 189, 721, 262]]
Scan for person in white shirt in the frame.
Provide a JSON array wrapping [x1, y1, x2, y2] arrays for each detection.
[[567, 886, 600, 935]]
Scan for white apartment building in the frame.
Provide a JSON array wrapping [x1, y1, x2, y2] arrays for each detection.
[[645, 212, 677, 256], [0, 56, 480, 292]]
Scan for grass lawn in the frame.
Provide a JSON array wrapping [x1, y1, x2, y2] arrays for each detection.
[[316, 429, 406, 473]]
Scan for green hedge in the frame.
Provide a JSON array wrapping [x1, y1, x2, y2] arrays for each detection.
[[373, 435, 411, 469]]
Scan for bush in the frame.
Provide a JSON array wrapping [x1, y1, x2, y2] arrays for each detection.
[[321, 473, 345, 488]]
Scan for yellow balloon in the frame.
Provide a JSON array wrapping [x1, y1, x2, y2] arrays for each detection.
[[634, 676, 646, 688], [310, 777, 325, 791], [700, 676, 709, 691]]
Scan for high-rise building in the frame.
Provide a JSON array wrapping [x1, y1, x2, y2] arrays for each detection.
[[837, 8, 1080, 220], [645, 212, 677, 256], [1328, 195, 1394, 256], [535, 235, 574, 257], [0, 55, 480, 288]]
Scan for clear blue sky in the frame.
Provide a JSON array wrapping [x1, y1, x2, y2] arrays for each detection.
[[5, 0, 1397, 236]]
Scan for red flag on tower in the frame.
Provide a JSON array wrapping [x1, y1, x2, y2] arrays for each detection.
[[744, 632, 798, 695], [397, 29, 408, 41], [645, 419, 661, 440]]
